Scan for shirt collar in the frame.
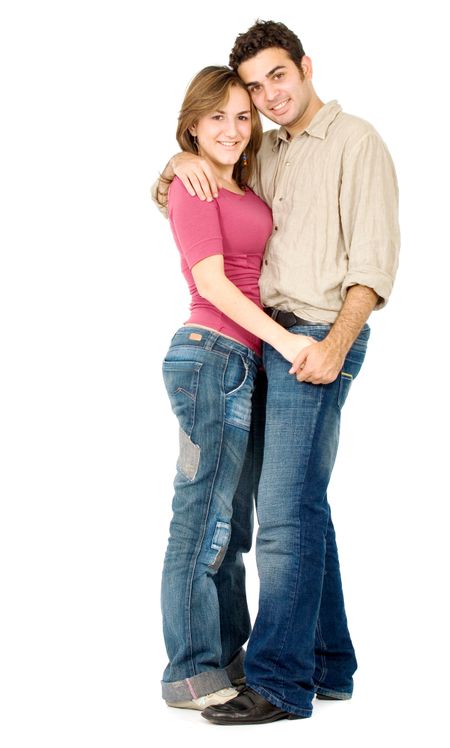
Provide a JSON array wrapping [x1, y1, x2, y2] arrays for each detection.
[[276, 100, 342, 144]]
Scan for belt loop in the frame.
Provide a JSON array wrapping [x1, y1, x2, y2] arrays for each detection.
[[204, 330, 219, 351]]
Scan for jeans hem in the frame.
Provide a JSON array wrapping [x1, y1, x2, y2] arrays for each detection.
[[162, 669, 232, 702], [225, 648, 246, 684], [247, 683, 313, 718], [315, 687, 353, 700]]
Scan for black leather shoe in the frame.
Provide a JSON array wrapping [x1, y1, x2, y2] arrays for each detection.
[[201, 686, 304, 725]]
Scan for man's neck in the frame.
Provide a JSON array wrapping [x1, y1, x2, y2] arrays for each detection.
[[286, 94, 324, 138]]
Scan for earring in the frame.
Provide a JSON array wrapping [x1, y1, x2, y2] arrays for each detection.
[[241, 152, 248, 167]]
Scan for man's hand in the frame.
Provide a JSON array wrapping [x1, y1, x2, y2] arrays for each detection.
[[288, 286, 378, 385], [172, 152, 221, 201], [289, 338, 345, 384]]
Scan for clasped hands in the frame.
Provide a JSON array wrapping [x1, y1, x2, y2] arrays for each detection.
[[289, 336, 344, 385]]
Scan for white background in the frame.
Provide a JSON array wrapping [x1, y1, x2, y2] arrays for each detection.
[[1, 1, 448, 746]]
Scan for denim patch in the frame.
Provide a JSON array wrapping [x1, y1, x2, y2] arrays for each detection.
[[177, 427, 200, 481], [208, 521, 231, 571]]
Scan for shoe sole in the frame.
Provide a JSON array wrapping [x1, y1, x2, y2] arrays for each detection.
[[316, 694, 350, 701], [201, 712, 302, 724]]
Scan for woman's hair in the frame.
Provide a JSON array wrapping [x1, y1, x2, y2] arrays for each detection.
[[229, 19, 305, 71], [156, 66, 262, 207]]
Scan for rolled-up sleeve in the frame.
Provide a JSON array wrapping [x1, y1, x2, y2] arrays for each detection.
[[340, 131, 400, 308]]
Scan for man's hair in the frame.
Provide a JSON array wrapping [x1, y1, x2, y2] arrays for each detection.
[[229, 19, 305, 71]]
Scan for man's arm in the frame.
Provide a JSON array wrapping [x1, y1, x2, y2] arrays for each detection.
[[289, 285, 378, 383], [290, 127, 400, 385], [151, 153, 220, 210]]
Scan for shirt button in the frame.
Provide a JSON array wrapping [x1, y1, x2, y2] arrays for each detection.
[[264, 259, 268, 265], [274, 226, 278, 231], [279, 197, 283, 201], [285, 162, 290, 166]]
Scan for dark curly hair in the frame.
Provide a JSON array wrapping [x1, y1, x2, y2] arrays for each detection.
[[229, 19, 305, 71]]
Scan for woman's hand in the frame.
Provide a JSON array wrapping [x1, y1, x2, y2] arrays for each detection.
[[172, 153, 221, 201], [278, 331, 316, 364]]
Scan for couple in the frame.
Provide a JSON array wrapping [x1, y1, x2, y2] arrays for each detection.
[[153, 20, 400, 725]]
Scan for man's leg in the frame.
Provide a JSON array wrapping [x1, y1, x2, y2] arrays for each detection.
[[314, 510, 357, 699], [243, 325, 369, 718]]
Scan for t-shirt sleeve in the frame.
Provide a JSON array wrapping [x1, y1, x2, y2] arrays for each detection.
[[168, 178, 223, 270]]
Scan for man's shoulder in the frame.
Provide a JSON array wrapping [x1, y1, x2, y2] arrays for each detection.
[[333, 109, 382, 147]]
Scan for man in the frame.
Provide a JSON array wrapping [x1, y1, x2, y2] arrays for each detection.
[[155, 20, 400, 724]]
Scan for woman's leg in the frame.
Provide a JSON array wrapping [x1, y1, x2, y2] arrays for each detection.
[[215, 369, 267, 678], [160, 329, 259, 703]]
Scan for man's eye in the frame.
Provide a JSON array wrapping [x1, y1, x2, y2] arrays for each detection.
[[250, 86, 261, 93]]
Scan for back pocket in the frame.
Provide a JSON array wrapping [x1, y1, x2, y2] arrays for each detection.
[[162, 360, 203, 436]]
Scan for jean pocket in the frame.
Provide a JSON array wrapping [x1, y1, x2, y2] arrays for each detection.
[[162, 359, 203, 436], [223, 352, 249, 397], [338, 371, 354, 409], [337, 339, 368, 408]]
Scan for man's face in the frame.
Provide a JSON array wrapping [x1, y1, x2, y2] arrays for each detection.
[[237, 47, 313, 134]]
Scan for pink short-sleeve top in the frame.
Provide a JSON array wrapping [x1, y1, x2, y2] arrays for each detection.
[[168, 177, 273, 355]]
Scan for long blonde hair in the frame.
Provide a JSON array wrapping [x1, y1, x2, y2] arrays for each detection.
[[157, 66, 262, 207]]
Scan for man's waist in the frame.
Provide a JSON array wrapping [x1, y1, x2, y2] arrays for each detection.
[[264, 307, 329, 329]]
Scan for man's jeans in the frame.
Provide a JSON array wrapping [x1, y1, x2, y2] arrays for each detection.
[[245, 323, 370, 718], [160, 327, 264, 703]]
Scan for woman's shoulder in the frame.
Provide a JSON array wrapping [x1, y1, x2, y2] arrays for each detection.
[[168, 176, 218, 212]]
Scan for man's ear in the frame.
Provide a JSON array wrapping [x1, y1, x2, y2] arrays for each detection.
[[301, 55, 313, 79]]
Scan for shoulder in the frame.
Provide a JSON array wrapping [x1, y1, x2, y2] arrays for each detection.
[[333, 110, 387, 152], [168, 177, 220, 216]]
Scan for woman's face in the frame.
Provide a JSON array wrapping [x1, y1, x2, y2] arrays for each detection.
[[190, 85, 252, 174]]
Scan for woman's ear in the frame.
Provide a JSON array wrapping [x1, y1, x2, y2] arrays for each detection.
[[188, 125, 197, 137]]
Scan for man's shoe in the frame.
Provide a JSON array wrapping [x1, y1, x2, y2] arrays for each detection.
[[201, 686, 303, 725]]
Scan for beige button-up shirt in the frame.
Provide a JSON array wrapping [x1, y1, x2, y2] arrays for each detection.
[[251, 100, 400, 323]]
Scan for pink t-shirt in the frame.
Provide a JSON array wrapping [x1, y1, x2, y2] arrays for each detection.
[[168, 177, 273, 355]]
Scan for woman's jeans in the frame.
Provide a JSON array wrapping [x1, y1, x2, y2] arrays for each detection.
[[160, 327, 264, 703], [244, 323, 370, 718]]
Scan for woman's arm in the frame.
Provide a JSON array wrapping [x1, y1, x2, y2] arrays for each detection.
[[192, 255, 314, 363]]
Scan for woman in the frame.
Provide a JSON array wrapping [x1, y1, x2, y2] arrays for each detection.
[[157, 66, 313, 710]]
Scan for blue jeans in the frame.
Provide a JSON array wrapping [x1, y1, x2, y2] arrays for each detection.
[[160, 327, 264, 702], [245, 323, 370, 718]]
